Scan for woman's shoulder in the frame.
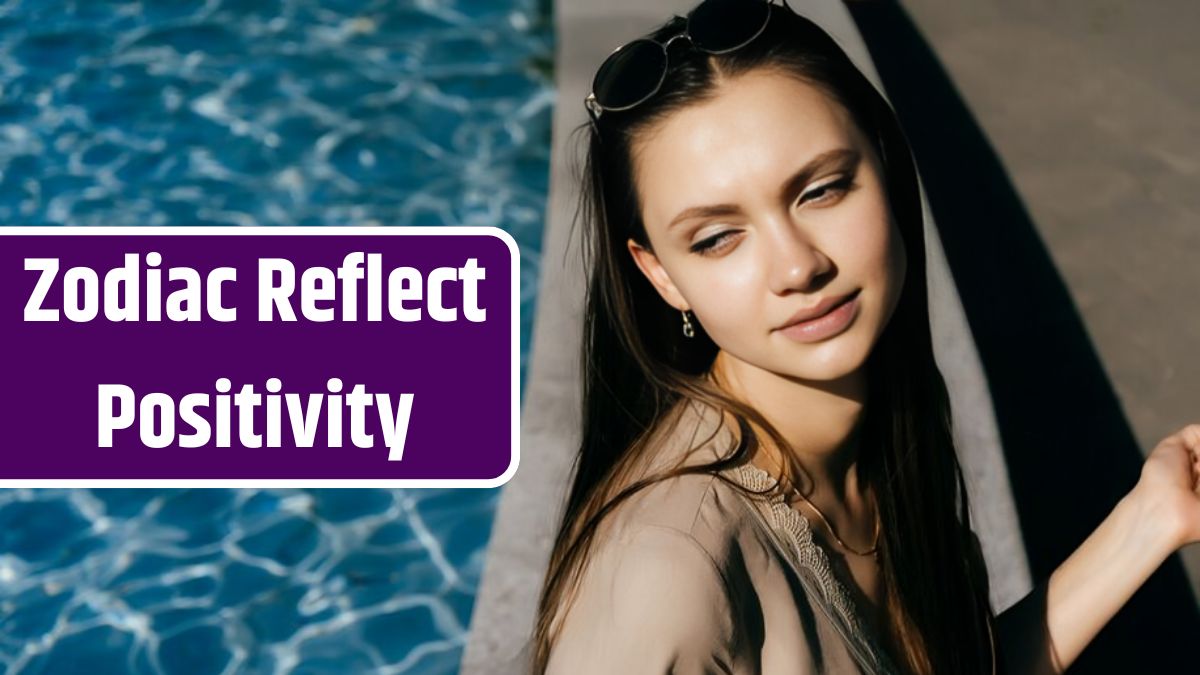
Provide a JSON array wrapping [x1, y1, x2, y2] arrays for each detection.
[[600, 468, 763, 558], [600, 399, 758, 553], [545, 483, 742, 674]]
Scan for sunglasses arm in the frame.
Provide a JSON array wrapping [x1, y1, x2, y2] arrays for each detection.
[[584, 93, 603, 136]]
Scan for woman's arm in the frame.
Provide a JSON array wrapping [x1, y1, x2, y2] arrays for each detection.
[[996, 424, 1200, 674]]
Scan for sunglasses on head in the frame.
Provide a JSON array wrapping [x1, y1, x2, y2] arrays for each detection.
[[585, 0, 793, 124]]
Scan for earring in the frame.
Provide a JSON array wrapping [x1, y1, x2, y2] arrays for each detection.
[[681, 310, 695, 338]]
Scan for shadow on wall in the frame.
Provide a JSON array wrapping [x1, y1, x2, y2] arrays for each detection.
[[847, 2, 1200, 673]]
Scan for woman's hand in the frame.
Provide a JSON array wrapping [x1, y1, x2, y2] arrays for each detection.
[[1130, 423, 1200, 552], [997, 423, 1200, 674]]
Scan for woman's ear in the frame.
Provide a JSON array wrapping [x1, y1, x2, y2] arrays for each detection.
[[626, 238, 688, 311]]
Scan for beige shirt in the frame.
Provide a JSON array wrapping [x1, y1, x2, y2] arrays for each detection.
[[545, 400, 901, 674]]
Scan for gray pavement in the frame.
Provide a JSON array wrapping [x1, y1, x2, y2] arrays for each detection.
[[902, 0, 1200, 600]]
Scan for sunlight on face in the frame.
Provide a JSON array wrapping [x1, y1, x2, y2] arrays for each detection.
[[628, 68, 907, 383]]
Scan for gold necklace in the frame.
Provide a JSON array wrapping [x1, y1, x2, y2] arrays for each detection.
[[785, 481, 881, 558]]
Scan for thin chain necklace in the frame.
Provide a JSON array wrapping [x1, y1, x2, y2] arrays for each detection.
[[782, 477, 881, 558], [703, 363, 883, 559]]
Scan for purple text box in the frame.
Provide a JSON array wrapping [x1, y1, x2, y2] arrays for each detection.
[[0, 227, 519, 487]]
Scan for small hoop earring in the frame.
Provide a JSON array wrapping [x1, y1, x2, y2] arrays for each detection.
[[681, 310, 695, 338]]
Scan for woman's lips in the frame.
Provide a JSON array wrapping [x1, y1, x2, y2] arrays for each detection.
[[776, 290, 861, 343]]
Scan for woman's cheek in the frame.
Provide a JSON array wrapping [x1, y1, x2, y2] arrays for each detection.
[[689, 278, 752, 337]]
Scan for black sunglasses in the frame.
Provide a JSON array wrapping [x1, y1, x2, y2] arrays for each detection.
[[585, 0, 791, 124]]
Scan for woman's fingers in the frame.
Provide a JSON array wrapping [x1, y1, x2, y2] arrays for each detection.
[[1160, 424, 1200, 490], [1180, 423, 1200, 452], [1136, 424, 1200, 546]]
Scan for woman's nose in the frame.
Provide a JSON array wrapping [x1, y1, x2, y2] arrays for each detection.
[[766, 221, 830, 295]]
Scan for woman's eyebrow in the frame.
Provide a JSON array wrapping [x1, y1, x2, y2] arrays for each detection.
[[777, 147, 860, 203], [666, 203, 743, 231], [666, 148, 861, 232]]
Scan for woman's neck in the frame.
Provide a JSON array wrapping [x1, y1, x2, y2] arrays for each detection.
[[710, 349, 868, 504]]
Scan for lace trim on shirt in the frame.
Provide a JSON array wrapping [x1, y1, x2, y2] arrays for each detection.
[[724, 462, 899, 675]]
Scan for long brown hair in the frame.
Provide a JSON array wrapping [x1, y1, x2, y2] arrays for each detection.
[[531, 7, 996, 674]]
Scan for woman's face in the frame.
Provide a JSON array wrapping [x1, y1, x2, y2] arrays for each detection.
[[628, 67, 907, 384]]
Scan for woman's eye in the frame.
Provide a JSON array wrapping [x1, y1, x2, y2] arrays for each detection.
[[800, 175, 854, 205], [689, 230, 738, 256]]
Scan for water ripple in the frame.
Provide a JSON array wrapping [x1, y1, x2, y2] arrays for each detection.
[[0, 0, 553, 672], [0, 487, 504, 674]]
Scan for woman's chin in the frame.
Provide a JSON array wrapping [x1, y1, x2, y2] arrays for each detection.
[[775, 336, 872, 383]]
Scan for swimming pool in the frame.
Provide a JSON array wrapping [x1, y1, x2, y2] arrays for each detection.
[[0, 0, 553, 672]]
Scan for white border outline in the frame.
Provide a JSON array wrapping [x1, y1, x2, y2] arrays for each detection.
[[0, 226, 521, 489]]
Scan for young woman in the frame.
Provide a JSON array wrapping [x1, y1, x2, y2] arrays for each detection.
[[531, 1, 1200, 672]]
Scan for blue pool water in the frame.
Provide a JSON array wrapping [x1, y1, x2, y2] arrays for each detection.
[[0, 0, 554, 672]]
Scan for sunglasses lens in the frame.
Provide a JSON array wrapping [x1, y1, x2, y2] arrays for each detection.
[[592, 39, 667, 110], [688, 0, 770, 53]]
